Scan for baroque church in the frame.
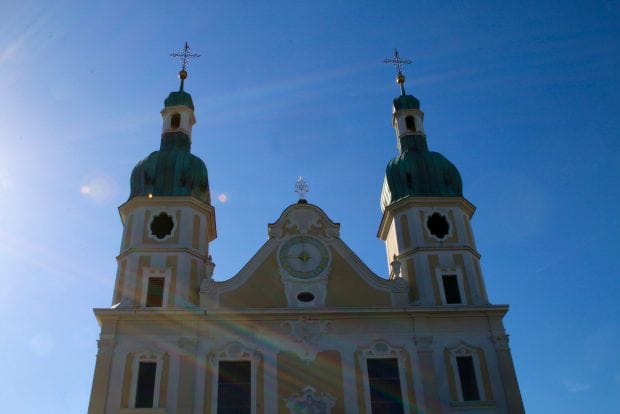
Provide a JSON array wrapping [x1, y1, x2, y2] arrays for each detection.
[[88, 46, 524, 414]]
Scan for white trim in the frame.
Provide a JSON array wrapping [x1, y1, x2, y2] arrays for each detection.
[[128, 348, 165, 409], [447, 342, 486, 402], [209, 342, 261, 414], [435, 267, 466, 305], [358, 340, 411, 413], [141, 267, 171, 308], [147, 210, 176, 242]]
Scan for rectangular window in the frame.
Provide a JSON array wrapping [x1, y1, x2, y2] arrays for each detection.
[[367, 358, 404, 414], [146, 277, 165, 307], [456, 356, 480, 401], [135, 361, 157, 408], [218, 361, 251, 414], [442, 274, 462, 304]]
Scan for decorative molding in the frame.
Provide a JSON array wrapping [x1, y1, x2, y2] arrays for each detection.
[[413, 335, 434, 352], [391, 277, 409, 293], [128, 347, 166, 409], [208, 342, 261, 414], [279, 271, 330, 308], [490, 334, 510, 350], [282, 316, 331, 361], [390, 276, 409, 307], [268, 204, 340, 240], [446, 341, 487, 402], [209, 341, 262, 367], [357, 340, 411, 413], [285, 386, 336, 414], [96, 338, 116, 355]]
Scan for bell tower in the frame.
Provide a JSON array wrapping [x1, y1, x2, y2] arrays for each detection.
[[113, 42, 216, 310], [378, 50, 488, 306], [88, 43, 216, 413]]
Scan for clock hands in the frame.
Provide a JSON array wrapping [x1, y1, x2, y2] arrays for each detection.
[[286, 251, 311, 263]]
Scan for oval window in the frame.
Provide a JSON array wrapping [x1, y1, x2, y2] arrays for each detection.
[[297, 292, 315, 303]]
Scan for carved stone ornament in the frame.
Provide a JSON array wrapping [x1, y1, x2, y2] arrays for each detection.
[[491, 334, 510, 350], [391, 277, 409, 293], [208, 341, 261, 367], [413, 336, 434, 352], [286, 386, 336, 414], [204, 254, 216, 279], [282, 316, 331, 361], [268, 204, 340, 240]]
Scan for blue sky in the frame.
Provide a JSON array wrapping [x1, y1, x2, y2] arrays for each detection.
[[0, 0, 618, 412]]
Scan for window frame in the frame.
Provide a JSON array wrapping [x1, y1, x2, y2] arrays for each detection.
[[209, 342, 260, 414], [128, 348, 164, 409], [447, 343, 486, 402], [358, 340, 410, 414], [141, 268, 170, 308], [436, 267, 466, 305]]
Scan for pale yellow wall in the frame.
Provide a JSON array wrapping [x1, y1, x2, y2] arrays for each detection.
[[219, 254, 287, 308], [326, 250, 392, 307]]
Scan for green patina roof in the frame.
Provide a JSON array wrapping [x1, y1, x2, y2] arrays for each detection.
[[381, 134, 462, 211], [164, 90, 194, 110], [393, 94, 420, 111], [129, 131, 210, 203]]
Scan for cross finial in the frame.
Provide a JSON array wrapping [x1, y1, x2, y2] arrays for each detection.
[[384, 48, 411, 95], [295, 177, 309, 204], [170, 42, 200, 91]]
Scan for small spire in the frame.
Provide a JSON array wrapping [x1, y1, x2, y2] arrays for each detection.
[[170, 42, 200, 91], [294, 176, 309, 204], [384, 48, 412, 96]]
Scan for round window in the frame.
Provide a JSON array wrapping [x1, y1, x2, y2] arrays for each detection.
[[150, 212, 174, 239], [426, 212, 450, 239]]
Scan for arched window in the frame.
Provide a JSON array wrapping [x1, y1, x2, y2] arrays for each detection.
[[171, 113, 181, 129], [405, 115, 416, 131]]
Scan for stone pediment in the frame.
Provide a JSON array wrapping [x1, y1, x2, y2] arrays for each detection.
[[268, 203, 340, 240], [200, 203, 408, 310]]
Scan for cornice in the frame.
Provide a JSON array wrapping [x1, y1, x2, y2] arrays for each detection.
[[116, 247, 207, 261], [378, 196, 476, 240], [94, 304, 509, 324]]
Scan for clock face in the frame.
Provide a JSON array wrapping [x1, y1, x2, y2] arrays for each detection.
[[278, 236, 329, 279]]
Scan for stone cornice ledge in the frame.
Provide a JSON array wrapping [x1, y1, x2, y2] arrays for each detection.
[[94, 305, 509, 322]]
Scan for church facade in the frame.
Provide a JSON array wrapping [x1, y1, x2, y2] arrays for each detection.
[[88, 50, 524, 414]]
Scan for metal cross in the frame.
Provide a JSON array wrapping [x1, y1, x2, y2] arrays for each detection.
[[295, 177, 309, 202], [384, 48, 411, 75], [170, 41, 200, 72]]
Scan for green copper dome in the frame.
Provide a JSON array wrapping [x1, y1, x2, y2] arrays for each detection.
[[381, 134, 462, 211], [164, 90, 194, 110], [129, 131, 210, 204], [393, 94, 420, 111]]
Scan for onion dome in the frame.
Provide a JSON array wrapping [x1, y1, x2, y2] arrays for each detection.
[[381, 134, 462, 211], [392, 94, 420, 111], [129, 130, 210, 204], [164, 90, 194, 110]]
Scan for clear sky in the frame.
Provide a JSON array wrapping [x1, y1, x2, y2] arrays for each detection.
[[0, 0, 618, 412]]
